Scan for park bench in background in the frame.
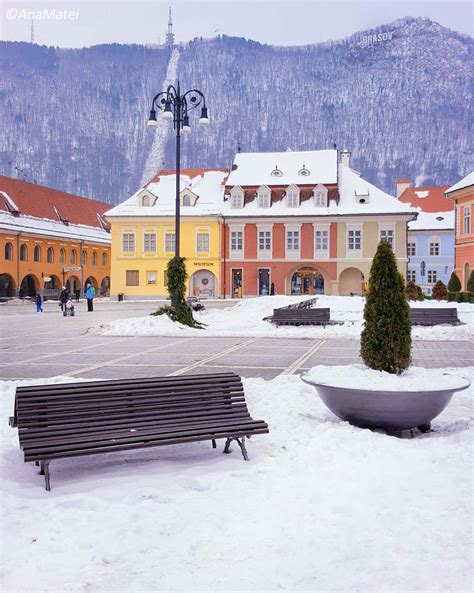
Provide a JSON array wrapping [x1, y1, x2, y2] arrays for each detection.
[[10, 373, 269, 491], [187, 296, 205, 311], [409, 307, 461, 326], [270, 307, 331, 326]]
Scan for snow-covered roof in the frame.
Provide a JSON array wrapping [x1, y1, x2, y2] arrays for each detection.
[[408, 210, 454, 231], [225, 149, 338, 186], [106, 169, 228, 217], [0, 211, 111, 244], [446, 171, 474, 194]]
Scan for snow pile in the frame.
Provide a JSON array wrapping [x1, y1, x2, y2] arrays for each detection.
[[89, 295, 474, 341], [1, 368, 473, 592], [303, 364, 471, 391]]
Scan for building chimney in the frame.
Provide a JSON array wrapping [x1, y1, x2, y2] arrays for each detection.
[[340, 149, 351, 168], [396, 178, 411, 198]]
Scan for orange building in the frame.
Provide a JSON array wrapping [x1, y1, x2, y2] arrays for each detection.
[[0, 176, 111, 299], [446, 172, 474, 290]]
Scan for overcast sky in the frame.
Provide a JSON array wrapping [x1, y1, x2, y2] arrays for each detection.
[[1, 0, 472, 48]]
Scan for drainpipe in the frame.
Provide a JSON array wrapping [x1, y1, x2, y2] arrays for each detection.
[[80, 240, 84, 292], [16, 233, 20, 297], [218, 214, 226, 299]]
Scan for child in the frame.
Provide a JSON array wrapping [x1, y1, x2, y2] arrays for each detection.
[[64, 297, 75, 316], [35, 293, 43, 313]]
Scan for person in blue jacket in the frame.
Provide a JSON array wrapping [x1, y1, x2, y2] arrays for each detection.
[[35, 293, 43, 313], [85, 284, 95, 312]]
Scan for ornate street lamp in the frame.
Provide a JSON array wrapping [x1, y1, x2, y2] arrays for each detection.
[[147, 83, 209, 264]]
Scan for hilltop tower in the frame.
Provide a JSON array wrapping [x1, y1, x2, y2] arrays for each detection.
[[166, 7, 175, 48]]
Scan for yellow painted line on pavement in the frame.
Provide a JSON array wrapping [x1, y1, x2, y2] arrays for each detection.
[[280, 340, 326, 375]]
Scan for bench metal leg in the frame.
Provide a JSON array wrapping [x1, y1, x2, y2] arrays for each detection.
[[212, 439, 216, 449], [223, 437, 249, 461], [39, 461, 45, 475], [43, 461, 51, 491]]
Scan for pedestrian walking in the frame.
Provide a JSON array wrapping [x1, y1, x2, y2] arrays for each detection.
[[85, 283, 94, 312], [75, 288, 80, 302], [59, 286, 69, 312], [35, 293, 43, 313]]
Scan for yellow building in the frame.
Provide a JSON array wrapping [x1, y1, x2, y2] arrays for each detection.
[[106, 169, 228, 299]]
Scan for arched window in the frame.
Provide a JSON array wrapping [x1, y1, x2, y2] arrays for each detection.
[[71, 249, 77, 264], [34, 245, 41, 262], [182, 194, 191, 206], [4, 242, 13, 260], [20, 244, 28, 261], [102, 252, 107, 266], [47, 247, 54, 263], [81, 250, 87, 265], [92, 251, 98, 266], [59, 248, 66, 264]]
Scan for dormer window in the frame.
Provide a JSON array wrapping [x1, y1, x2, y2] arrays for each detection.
[[179, 189, 198, 207], [0, 191, 20, 216], [271, 166, 283, 177], [286, 184, 300, 208], [139, 191, 156, 207], [313, 184, 328, 207], [230, 186, 244, 209], [182, 194, 191, 206], [355, 188, 370, 204], [141, 195, 151, 206], [257, 185, 271, 208], [97, 213, 110, 232], [54, 206, 69, 225], [298, 166, 310, 177]]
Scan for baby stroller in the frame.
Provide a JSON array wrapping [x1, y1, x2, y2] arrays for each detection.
[[63, 300, 75, 317]]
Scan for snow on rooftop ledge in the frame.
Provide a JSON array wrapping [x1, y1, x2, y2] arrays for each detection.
[[414, 190, 429, 198]]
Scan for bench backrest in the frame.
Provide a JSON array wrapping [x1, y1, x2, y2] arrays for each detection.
[[13, 373, 246, 431], [273, 307, 329, 319], [410, 308, 458, 319]]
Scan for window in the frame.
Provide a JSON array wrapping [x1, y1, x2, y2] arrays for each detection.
[[71, 249, 77, 264], [81, 250, 87, 265], [126, 270, 139, 286], [427, 270, 437, 284], [271, 168, 283, 177], [144, 233, 157, 252], [286, 230, 300, 251], [315, 229, 329, 252], [34, 245, 41, 262], [92, 251, 97, 266], [141, 195, 151, 207], [313, 184, 328, 207], [196, 233, 210, 253], [122, 233, 135, 253], [47, 247, 54, 263], [407, 269, 416, 283], [298, 167, 310, 176], [463, 206, 471, 234], [165, 233, 175, 253], [230, 230, 243, 252], [429, 241, 440, 256], [59, 248, 66, 264], [20, 244, 27, 261], [380, 229, 394, 248], [407, 241, 416, 257], [102, 252, 107, 266], [348, 229, 361, 251], [164, 270, 168, 286], [230, 187, 244, 209], [147, 271, 157, 285], [4, 242, 13, 260], [258, 230, 272, 252], [257, 187, 271, 208], [286, 186, 300, 208], [182, 194, 191, 206]]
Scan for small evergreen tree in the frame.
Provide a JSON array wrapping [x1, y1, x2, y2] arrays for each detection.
[[360, 241, 411, 374], [447, 272, 461, 292], [151, 257, 205, 329], [415, 285, 424, 301], [467, 271, 474, 293], [406, 280, 418, 300], [432, 280, 448, 301]]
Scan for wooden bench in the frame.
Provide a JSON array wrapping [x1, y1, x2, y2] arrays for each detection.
[[270, 307, 330, 326], [409, 307, 460, 326], [10, 372, 269, 491]]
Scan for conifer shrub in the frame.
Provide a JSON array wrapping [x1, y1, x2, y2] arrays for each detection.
[[416, 285, 424, 301], [151, 257, 205, 329], [467, 271, 474, 294], [406, 280, 418, 300], [360, 241, 411, 374], [447, 272, 461, 292], [431, 280, 448, 301]]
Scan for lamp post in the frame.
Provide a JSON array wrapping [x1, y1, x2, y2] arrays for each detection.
[[147, 82, 209, 262]]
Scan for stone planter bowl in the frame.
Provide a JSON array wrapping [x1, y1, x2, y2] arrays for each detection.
[[301, 376, 470, 431]]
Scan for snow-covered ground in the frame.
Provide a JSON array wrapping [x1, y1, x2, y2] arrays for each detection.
[[89, 295, 474, 341], [2, 368, 473, 593]]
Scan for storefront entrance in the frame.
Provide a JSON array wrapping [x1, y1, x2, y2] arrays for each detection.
[[232, 269, 243, 298], [291, 268, 325, 295]]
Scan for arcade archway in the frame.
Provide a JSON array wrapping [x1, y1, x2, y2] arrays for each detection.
[[290, 267, 325, 295], [100, 276, 110, 296], [189, 269, 217, 298], [19, 274, 39, 298], [0, 274, 16, 298], [339, 267, 365, 296]]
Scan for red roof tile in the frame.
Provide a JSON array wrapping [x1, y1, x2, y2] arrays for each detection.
[[398, 185, 452, 213], [0, 176, 110, 228]]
